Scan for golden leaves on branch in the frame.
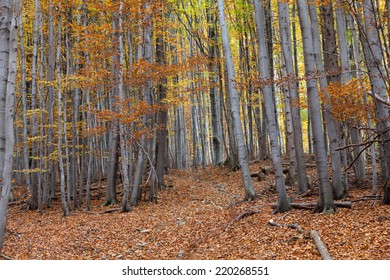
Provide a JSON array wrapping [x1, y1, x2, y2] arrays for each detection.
[[319, 78, 374, 125]]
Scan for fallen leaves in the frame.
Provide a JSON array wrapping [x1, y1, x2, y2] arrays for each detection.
[[2, 163, 390, 259]]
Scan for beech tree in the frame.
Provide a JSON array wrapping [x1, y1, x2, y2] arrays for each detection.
[[217, 0, 256, 200], [360, 0, 390, 204], [296, 0, 336, 213], [278, 0, 309, 194], [254, 0, 290, 212], [2, 0, 390, 229], [0, 0, 18, 251]]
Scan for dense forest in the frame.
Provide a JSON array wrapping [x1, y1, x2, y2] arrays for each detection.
[[0, 0, 389, 259]]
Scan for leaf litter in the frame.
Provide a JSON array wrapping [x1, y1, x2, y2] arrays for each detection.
[[2, 162, 390, 260]]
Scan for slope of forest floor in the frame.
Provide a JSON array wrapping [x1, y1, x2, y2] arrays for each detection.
[[2, 160, 390, 260]]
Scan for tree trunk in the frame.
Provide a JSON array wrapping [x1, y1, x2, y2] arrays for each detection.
[[0, 3, 17, 252], [335, 2, 365, 181], [278, 1, 309, 193], [217, 0, 256, 200], [131, 3, 153, 205], [361, 0, 390, 204], [254, 0, 290, 212], [296, 0, 336, 214], [308, 1, 345, 199], [207, 6, 223, 165], [116, 0, 131, 212], [56, 7, 69, 216]]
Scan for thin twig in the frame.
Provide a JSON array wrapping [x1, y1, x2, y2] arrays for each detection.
[[0, 253, 13, 260]]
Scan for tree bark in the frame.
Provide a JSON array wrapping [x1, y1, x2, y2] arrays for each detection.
[[278, 1, 309, 193], [254, 0, 290, 212], [0, 2, 17, 251], [296, 0, 336, 214], [361, 0, 390, 204], [308, 1, 345, 199], [217, 0, 256, 200], [311, 230, 332, 260]]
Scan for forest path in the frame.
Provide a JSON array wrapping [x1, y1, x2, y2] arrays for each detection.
[[3, 163, 390, 259]]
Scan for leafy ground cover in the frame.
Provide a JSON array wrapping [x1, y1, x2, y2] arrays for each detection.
[[2, 161, 390, 260]]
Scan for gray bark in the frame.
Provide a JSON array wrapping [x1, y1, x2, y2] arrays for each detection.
[[335, 2, 366, 181], [26, 0, 41, 210], [254, 0, 290, 212], [131, 4, 153, 205], [278, 1, 309, 193], [361, 0, 390, 204], [0, 0, 11, 186], [308, 1, 345, 199], [208, 6, 223, 165], [296, 0, 336, 213], [117, 0, 131, 212], [0, 2, 17, 251], [18, 1, 31, 190], [217, 0, 256, 200], [56, 9, 69, 216]]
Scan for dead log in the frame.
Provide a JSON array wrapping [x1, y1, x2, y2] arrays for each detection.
[[311, 230, 332, 260], [270, 201, 352, 210]]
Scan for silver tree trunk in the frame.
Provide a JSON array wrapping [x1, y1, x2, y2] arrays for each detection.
[[217, 0, 256, 200], [254, 0, 290, 212], [308, 2, 345, 199], [297, 0, 335, 213], [278, 1, 309, 193], [0, 4, 17, 251]]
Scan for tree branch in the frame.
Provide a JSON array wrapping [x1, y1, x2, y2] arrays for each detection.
[[311, 230, 332, 260]]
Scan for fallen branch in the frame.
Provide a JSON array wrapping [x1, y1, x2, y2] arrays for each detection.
[[311, 230, 332, 260], [352, 196, 383, 202], [268, 220, 333, 260], [297, 189, 313, 198], [268, 219, 306, 233], [282, 162, 317, 167], [222, 210, 260, 236], [87, 208, 121, 214], [0, 253, 13, 260], [270, 201, 352, 210]]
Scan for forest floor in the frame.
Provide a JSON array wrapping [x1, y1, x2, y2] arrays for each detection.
[[2, 160, 390, 260]]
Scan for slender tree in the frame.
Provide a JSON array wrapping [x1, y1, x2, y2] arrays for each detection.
[[254, 0, 290, 212], [278, 0, 309, 193], [361, 0, 390, 204], [308, 1, 345, 199], [217, 0, 256, 200], [0, 0, 17, 251], [296, 0, 336, 213]]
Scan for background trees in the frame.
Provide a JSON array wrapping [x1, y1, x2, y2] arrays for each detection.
[[1, 0, 390, 253]]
